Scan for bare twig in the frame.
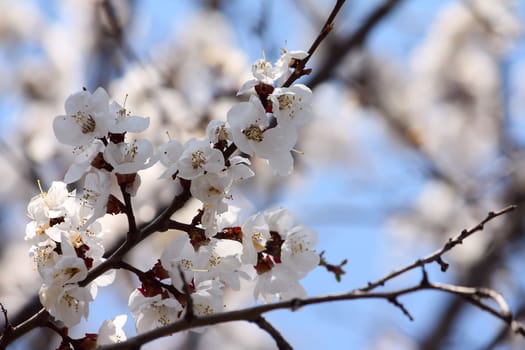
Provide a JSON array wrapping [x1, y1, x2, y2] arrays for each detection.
[[0, 303, 11, 336], [359, 205, 517, 292], [388, 297, 414, 321], [307, 0, 406, 88], [97, 0, 143, 66], [252, 316, 293, 350], [481, 301, 525, 350], [0, 308, 50, 348], [282, 0, 347, 88], [164, 220, 205, 236], [178, 266, 194, 322], [119, 181, 139, 242]]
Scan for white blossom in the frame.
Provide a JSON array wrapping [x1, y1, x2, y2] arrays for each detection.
[[237, 58, 275, 94], [27, 181, 74, 224], [193, 238, 245, 290], [158, 139, 185, 179], [280, 226, 320, 278], [190, 172, 231, 210], [25, 181, 78, 243], [243, 208, 320, 302], [206, 119, 232, 144], [176, 139, 225, 180], [63, 139, 105, 184], [104, 139, 155, 174], [269, 84, 313, 127], [39, 234, 87, 285], [39, 283, 96, 327], [253, 264, 306, 303], [227, 96, 297, 175], [160, 234, 199, 291], [81, 170, 112, 227], [227, 156, 254, 182], [241, 212, 271, 265], [128, 290, 183, 334], [53, 87, 112, 147], [192, 279, 224, 317], [108, 100, 149, 134], [253, 263, 307, 303], [97, 314, 127, 346], [274, 49, 308, 86]]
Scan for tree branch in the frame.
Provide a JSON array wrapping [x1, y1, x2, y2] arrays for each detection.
[[94, 205, 521, 349], [251, 316, 292, 350], [0, 308, 50, 349], [307, 0, 406, 88], [78, 180, 192, 288], [119, 181, 139, 242], [98, 276, 525, 350], [282, 0, 347, 88], [359, 205, 517, 292]]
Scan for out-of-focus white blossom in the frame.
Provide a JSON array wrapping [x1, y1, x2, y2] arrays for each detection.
[[206, 119, 232, 144], [97, 314, 127, 346]]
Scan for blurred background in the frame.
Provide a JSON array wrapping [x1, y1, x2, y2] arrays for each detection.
[[0, 0, 525, 349]]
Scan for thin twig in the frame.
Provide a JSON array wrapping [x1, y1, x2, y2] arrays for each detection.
[[359, 205, 517, 292], [481, 301, 525, 350], [388, 297, 414, 321], [252, 316, 293, 350], [308, 0, 406, 88], [120, 182, 139, 242], [0, 308, 50, 348], [282, 0, 347, 87], [0, 303, 11, 335], [164, 220, 205, 235], [178, 266, 194, 322], [45, 321, 74, 349]]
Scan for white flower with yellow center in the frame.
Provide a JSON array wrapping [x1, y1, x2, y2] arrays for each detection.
[[228, 96, 297, 176], [128, 290, 183, 334], [53, 87, 112, 147], [97, 314, 127, 346], [104, 138, 154, 174], [176, 139, 225, 180], [269, 84, 313, 127]]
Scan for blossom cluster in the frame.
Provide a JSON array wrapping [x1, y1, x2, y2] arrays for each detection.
[[25, 181, 115, 328], [25, 49, 319, 345]]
